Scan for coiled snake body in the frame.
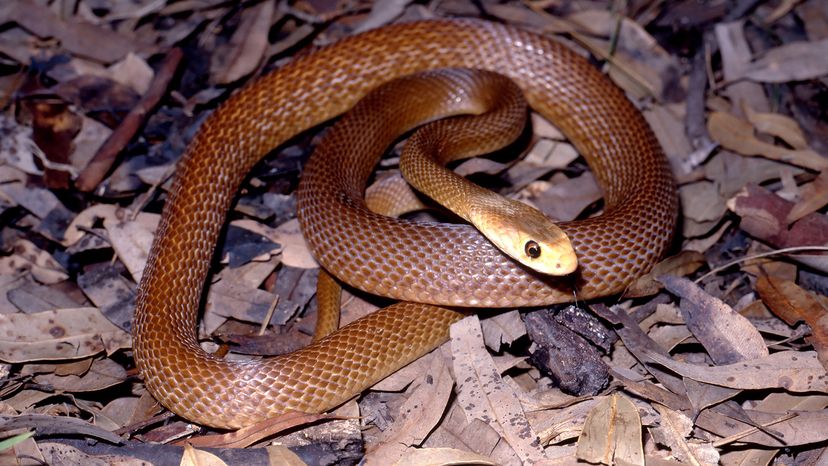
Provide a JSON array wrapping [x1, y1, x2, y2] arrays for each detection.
[[133, 19, 677, 429]]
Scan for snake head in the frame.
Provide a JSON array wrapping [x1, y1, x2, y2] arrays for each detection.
[[469, 198, 577, 276]]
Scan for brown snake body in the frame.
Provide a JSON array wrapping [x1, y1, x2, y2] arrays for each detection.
[[134, 19, 678, 429]]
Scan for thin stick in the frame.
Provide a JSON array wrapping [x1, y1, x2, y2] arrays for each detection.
[[75, 48, 183, 192], [694, 246, 828, 283]]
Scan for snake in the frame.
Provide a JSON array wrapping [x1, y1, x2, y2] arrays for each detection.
[[132, 18, 678, 430]]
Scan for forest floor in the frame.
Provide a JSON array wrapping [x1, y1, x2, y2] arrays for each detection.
[[1, 0, 828, 465]]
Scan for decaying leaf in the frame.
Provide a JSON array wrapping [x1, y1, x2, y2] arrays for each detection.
[[708, 111, 828, 171], [366, 353, 454, 464], [28, 357, 127, 392], [0, 238, 68, 284], [3, 1, 828, 463], [659, 276, 768, 364], [450, 316, 546, 464], [104, 212, 160, 284], [786, 170, 828, 223], [393, 447, 497, 466], [755, 276, 828, 369], [0, 307, 130, 362], [651, 404, 719, 465], [181, 444, 228, 466], [626, 251, 705, 298], [739, 37, 828, 82], [211, 0, 275, 84], [645, 350, 828, 393], [576, 394, 644, 466]]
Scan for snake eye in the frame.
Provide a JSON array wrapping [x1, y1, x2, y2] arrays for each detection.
[[524, 240, 541, 259]]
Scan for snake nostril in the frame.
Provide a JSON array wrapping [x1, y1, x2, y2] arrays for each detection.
[[525, 240, 541, 258]]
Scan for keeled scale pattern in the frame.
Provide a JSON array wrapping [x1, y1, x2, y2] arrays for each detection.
[[133, 19, 678, 429]]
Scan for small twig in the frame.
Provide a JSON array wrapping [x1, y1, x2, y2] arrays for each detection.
[[75, 47, 184, 192], [258, 294, 280, 336], [694, 246, 828, 283], [712, 412, 798, 448]]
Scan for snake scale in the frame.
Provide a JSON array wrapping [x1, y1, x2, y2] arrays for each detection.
[[133, 19, 678, 429]]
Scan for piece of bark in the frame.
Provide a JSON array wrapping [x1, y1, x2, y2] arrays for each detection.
[[524, 308, 609, 396]]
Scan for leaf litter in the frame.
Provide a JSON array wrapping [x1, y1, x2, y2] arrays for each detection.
[[1, 0, 828, 465]]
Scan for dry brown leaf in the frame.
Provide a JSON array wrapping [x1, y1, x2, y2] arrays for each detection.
[[567, 10, 678, 100], [743, 105, 810, 150], [727, 184, 828, 272], [0, 414, 121, 444], [739, 37, 828, 82], [679, 181, 727, 225], [704, 150, 802, 200], [679, 180, 727, 238], [181, 444, 228, 466], [0, 116, 41, 176], [0, 0, 146, 63], [696, 408, 828, 447], [204, 255, 282, 333], [11, 437, 44, 465], [212, 0, 274, 84], [265, 445, 307, 466], [104, 212, 160, 283], [532, 398, 601, 445], [421, 404, 506, 462], [180, 411, 335, 449], [370, 352, 434, 392], [764, 0, 804, 24], [31, 358, 126, 392], [273, 219, 318, 269], [644, 350, 828, 393], [62, 204, 119, 246], [721, 392, 828, 463], [352, 0, 413, 34], [506, 138, 578, 190], [0, 307, 130, 362], [714, 21, 771, 116], [366, 353, 454, 464], [450, 316, 546, 464], [755, 276, 828, 369], [576, 394, 644, 466], [4, 389, 54, 412], [71, 116, 111, 171], [530, 113, 565, 140], [643, 104, 694, 163], [787, 170, 828, 223], [595, 303, 690, 395], [0, 183, 70, 223], [626, 251, 705, 298], [682, 377, 741, 417], [739, 242, 798, 281], [0, 238, 68, 284], [659, 276, 768, 364], [267, 23, 316, 58], [651, 404, 718, 465], [708, 111, 828, 171], [99, 396, 141, 428], [530, 172, 601, 222], [393, 447, 497, 466], [610, 369, 691, 412], [480, 310, 525, 349], [70, 53, 154, 95]]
